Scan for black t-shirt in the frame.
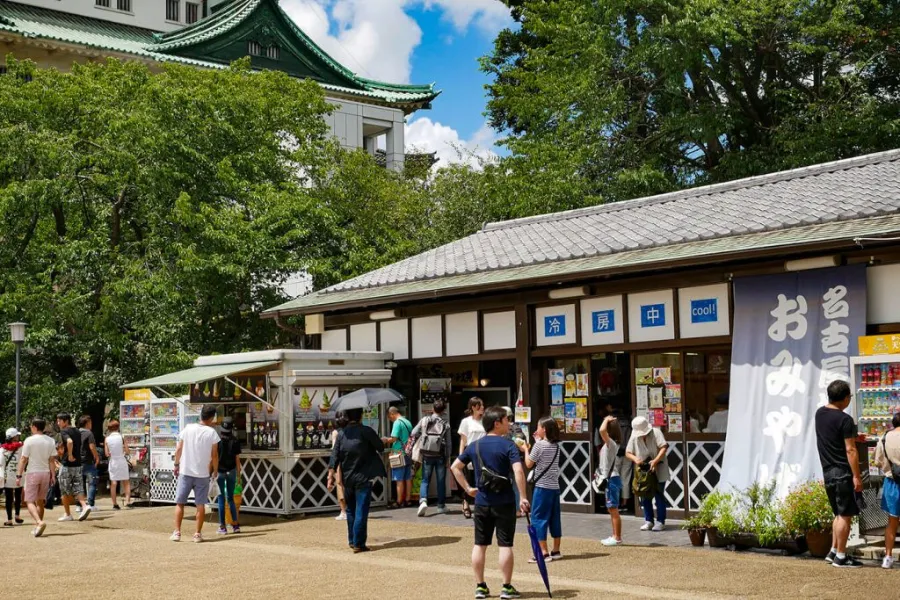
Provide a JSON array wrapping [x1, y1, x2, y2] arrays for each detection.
[[60, 426, 82, 468], [217, 437, 242, 473], [79, 428, 96, 466], [815, 406, 857, 475]]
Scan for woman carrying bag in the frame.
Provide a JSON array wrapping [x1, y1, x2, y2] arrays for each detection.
[[523, 416, 562, 562], [104, 421, 131, 510], [875, 413, 900, 569], [216, 417, 242, 535]]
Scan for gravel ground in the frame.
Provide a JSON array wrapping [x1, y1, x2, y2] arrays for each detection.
[[6, 500, 898, 599]]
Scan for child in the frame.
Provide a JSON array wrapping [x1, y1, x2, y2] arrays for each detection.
[[523, 417, 563, 561], [1, 428, 24, 526], [599, 415, 623, 545]]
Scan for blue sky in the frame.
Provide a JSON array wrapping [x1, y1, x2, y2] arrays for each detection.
[[281, 0, 510, 164]]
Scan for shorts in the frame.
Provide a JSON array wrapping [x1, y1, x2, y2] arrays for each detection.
[[391, 465, 412, 482], [58, 466, 84, 497], [824, 471, 860, 517], [605, 476, 623, 509], [882, 476, 900, 517], [473, 504, 516, 547], [175, 475, 211, 506], [24, 472, 51, 504]]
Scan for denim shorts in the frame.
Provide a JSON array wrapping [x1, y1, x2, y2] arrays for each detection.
[[605, 476, 623, 509], [175, 475, 211, 506], [391, 464, 412, 482]]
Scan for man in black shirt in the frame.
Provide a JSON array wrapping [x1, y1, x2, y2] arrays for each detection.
[[814, 380, 861, 568], [56, 413, 91, 522], [78, 415, 100, 512]]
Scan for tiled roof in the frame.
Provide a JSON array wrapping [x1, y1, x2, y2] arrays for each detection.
[[0, 0, 438, 107], [263, 149, 900, 315]]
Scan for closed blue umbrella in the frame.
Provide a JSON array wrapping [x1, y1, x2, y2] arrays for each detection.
[[526, 513, 552, 597]]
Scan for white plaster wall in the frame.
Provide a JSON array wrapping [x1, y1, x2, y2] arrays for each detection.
[[11, 0, 192, 32]]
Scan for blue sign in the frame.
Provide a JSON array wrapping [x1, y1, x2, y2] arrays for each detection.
[[690, 298, 719, 323], [544, 315, 566, 337], [592, 309, 615, 333], [640, 304, 666, 328]]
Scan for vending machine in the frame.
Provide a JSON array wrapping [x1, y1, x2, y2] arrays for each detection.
[[149, 397, 185, 503], [417, 379, 452, 501]]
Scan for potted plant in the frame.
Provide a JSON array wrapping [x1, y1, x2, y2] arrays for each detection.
[[781, 481, 834, 557], [706, 490, 740, 548], [684, 488, 726, 547], [683, 513, 708, 547]]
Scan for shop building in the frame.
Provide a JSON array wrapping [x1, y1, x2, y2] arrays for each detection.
[[263, 150, 900, 517]]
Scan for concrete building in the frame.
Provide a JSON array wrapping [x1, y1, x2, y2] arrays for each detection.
[[0, 0, 439, 170]]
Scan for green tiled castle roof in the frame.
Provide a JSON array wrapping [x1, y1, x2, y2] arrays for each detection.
[[0, 0, 439, 109]]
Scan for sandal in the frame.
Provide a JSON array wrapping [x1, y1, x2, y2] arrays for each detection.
[[463, 503, 472, 519], [387, 502, 402, 510], [2, 522, 12, 527]]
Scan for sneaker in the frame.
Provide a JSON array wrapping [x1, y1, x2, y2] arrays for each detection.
[[58, 515, 74, 522], [417, 501, 428, 517], [169, 530, 181, 542], [112, 505, 121, 511], [832, 555, 863, 568], [652, 522, 665, 532], [474, 583, 490, 599], [77, 506, 91, 521], [335, 512, 347, 521], [500, 584, 521, 599], [217, 527, 228, 535], [640, 522, 653, 531], [528, 554, 550, 563], [883, 555, 894, 569], [550, 551, 562, 561], [193, 533, 203, 543], [601, 536, 622, 546], [75, 506, 82, 513], [88, 506, 98, 512], [825, 550, 836, 564], [232, 524, 241, 533], [436, 506, 447, 515], [36, 522, 46, 537]]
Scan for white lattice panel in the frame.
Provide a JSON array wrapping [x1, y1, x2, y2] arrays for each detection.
[[242, 457, 285, 512], [151, 469, 177, 503], [687, 441, 725, 510], [290, 456, 387, 512], [663, 443, 684, 510], [559, 441, 592, 505]]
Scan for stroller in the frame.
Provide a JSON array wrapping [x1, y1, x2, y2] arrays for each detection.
[[128, 446, 151, 502]]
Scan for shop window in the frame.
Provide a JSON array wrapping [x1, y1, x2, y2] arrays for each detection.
[[634, 352, 683, 436], [684, 350, 731, 435], [186, 2, 199, 24], [545, 357, 591, 438], [166, 0, 180, 22]]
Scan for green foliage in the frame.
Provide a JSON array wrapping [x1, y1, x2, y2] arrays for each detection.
[[686, 489, 729, 529], [482, 0, 900, 205], [743, 481, 786, 546], [781, 480, 834, 535], [0, 57, 422, 428]]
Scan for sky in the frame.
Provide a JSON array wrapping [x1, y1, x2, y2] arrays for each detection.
[[280, 0, 512, 166]]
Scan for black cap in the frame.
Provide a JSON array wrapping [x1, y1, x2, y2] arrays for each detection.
[[220, 417, 234, 434]]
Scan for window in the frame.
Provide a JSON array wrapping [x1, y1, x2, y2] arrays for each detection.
[[166, 0, 180, 22], [117, 0, 131, 11], [265, 45, 280, 60], [202, 0, 209, 18], [95, 0, 111, 7], [186, 2, 199, 24], [248, 41, 262, 56]]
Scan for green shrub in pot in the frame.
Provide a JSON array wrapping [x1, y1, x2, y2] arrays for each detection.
[[710, 491, 741, 537], [781, 480, 833, 536], [686, 489, 729, 530], [744, 481, 788, 546]]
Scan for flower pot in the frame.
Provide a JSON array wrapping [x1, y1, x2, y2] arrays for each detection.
[[688, 528, 706, 547], [706, 527, 734, 548], [773, 536, 809, 556], [805, 530, 833, 558], [732, 532, 759, 550]]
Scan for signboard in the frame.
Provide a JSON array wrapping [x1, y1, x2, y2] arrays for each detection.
[[640, 304, 666, 328], [719, 265, 866, 497], [535, 304, 577, 346], [580, 295, 625, 346], [858, 334, 900, 356], [124, 388, 152, 402], [628, 290, 675, 342], [189, 375, 268, 404], [679, 283, 731, 338], [293, 386, 338, 451], [544, 315, 567, 337]]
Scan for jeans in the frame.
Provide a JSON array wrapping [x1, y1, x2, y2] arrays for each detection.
[[82, 464, 98, 507], [420, 458, 447, 507], [345, 481, 373, 549], [641, 482, 667, 525], [531, 487, 562, 541], [217, 469, 238, 527]]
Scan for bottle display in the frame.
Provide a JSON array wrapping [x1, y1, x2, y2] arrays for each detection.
[[858, 361, 900, 437]]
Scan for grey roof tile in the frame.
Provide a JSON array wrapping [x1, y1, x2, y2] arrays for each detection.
[[323, 150, 900, 295]]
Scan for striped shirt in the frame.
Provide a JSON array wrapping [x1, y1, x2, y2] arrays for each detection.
[[528, 439, 560, 490]]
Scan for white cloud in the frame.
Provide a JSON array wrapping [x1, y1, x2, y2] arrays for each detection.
[[405, 118, 499, 168], [280, 0, 510, 84]]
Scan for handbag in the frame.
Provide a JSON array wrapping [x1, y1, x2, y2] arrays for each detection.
[[475, 438, 512, 494], [388, 451, 408, 469], [527, 443, 559, 486], [632, 463, 659, 499], [882, 433, 900, 480]]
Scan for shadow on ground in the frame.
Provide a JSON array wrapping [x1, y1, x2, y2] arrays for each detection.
[[373, 535, 462, 550]]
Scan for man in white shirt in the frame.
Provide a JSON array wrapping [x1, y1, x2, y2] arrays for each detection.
[[704, 393, 730, 434], [171, 404, 220, 543], [16, 418, 59, 538]]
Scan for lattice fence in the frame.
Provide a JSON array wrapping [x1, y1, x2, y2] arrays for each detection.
[[687, 441, 724, 510], [559, 441, 592, 505]]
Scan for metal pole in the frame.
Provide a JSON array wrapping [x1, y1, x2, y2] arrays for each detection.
[[14, 341, 21, 431]]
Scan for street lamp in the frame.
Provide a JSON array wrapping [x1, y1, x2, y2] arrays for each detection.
[[9, 322, 26, 431]]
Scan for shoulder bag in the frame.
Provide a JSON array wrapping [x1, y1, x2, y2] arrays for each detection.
[[592, 442, 618, 494], [528, 442, 560, 486], [882, 433, 900, 481], [389, 420, 412, 469], [475, 438, 512, 494]]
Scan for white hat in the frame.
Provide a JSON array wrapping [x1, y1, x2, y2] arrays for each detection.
[[631, 416, 651, 437], [5, 427, 21, 440]]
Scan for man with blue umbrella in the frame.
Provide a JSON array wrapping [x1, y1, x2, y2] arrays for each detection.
[[451, 406, 530, 599]]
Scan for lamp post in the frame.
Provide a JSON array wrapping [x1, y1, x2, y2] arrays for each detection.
[[9, 322, 26, 431]]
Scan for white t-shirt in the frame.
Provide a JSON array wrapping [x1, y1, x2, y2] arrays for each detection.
[[22, 434, 57, 474], [704, 410, 729, 433], [458, 416, 485, 446], [178, 423, 220, 478]]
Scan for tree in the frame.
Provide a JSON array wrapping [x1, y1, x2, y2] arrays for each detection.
[[483, 0, 900, 204], [0, 57, 357, 427]]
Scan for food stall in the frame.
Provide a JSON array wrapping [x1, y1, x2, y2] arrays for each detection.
[[121, 350, 393, 516]]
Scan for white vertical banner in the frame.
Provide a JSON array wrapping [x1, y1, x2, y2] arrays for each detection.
[[719, 265, 867, 496]]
